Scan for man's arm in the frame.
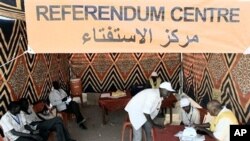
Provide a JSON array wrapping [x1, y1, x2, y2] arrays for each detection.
[[193, 108, 201, 124], [10, 129, 43, 141], [144, 113, 165, 128], [193, 123, 210, 128], [195, 127, 217, 140], [49, 92, 65, 106]]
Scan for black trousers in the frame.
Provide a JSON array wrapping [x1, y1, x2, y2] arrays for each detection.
[[64, 101, 85, 124], [36, 117, 72, 141], [15, 136, 42, 141]]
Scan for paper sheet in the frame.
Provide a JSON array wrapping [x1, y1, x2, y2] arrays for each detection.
[[175, 131, 205, 141], [100, 93, 111, 98]]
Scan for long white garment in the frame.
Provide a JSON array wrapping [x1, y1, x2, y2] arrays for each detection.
[[180, 106, 200, 125], [125, 89, 162, 130], [22, 105, 42, 124], [49, 88, 67, 111], [0, 112, 29, 141]]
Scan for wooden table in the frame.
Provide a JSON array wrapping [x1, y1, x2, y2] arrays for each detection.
[[154, 125, 215, 141], [98, 91, 131, 124]]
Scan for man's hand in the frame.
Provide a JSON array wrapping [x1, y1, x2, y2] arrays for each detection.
[[195, 127, 204, 131], [66, 97, 72, 104], [193, 123, 202, 128], [193, 123, 210, 129], [31, 130, 40, 135], [62, 97, 67, 102]]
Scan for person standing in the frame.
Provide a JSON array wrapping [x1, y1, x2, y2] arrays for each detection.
[[147, 71, 162, 89], [125, 81, 175, 141], [49, 81, 87, 130]]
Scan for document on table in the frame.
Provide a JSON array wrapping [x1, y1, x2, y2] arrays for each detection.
[[100, 93, 111, 98], [175, 131, 205, 141]]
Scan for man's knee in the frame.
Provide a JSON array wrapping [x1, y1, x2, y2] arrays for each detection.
[[133, 127, 142, 141], [70, 101, 80, 108], [54, 116, 63, 122], [53, 123, 63, 131]]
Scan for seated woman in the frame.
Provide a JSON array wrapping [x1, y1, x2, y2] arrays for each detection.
[[19, 98, 76, 141]]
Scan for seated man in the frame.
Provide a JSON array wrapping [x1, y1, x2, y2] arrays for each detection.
[[0, 101, 43, 141], [179, 97, 200, 126], [147, 71, 162, 89], [49, 81, 87, 129], [194, 100, 239, 141], [19, 98, 76, 141]]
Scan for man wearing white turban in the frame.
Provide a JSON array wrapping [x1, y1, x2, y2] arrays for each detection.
[[180, 97, 200, 126], [147, 71, 162, 89]]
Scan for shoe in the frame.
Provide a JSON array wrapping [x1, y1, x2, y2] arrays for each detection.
[[79, 118, 86, 124], [82, 118, 86, 123], [79, 123, 87, 130]]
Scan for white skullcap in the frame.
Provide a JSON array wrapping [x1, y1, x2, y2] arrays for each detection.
[[159, 81, 175, 92], [180, 97, 191, 107], [151, 71, 158, 77]]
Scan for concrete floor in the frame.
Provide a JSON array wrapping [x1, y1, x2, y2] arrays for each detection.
[[67, 93, 179, 141], [67, 105, 127, 141], [67, 106, 172, 141]]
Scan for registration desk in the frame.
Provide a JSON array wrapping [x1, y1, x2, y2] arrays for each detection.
[[98, 91, 131, 124], [154, 125, 215, 141], [99, 91, 178, 124]]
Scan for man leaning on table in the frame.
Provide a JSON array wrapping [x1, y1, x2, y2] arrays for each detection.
[[125, 81, 175, 141], [194, 100, 238, 141]]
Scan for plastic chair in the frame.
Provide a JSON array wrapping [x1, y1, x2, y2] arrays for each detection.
[[121, 116, 133, 141], [121, 116, 156, 141], [0, 135, 4, 141], [70, 79, 84, 106], [56, 109, 74, 127], [0, 125, 4, 141]]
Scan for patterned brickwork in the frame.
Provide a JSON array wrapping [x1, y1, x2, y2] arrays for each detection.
[[1, 0, 249, 124], [0, 19, 70, 116], [183, 53, 250, 123], [0, 19, 181, 116], [208, 54, 227, 88], [0, 0, 25, 20], [70, 53, 181, 93], [232, 55, 250, 96]]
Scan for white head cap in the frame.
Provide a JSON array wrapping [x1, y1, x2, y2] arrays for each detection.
[[180, 97, 191, 107], [159, 82, 175, 92], [151, 71, 158, 77]]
